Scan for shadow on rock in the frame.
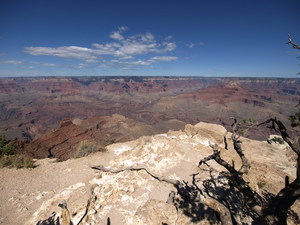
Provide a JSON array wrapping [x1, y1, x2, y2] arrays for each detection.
[[172, 179, 222, 224]]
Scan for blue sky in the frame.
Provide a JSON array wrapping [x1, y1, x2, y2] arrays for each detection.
[[0, 0, 299, 77]]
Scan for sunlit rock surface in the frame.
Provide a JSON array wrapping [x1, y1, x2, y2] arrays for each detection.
[[0, 122, 298, 225]]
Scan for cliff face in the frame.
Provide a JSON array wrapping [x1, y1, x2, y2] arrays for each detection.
[[0, 77, 299, 141], [0, 122, 298, 225]]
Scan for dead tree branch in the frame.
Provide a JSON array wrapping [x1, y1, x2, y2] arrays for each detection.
[[287, 34, 300, 50], [257, 117, 300, 224], [199, 143, 240, 176], [198, 118, 264, 223], [258, 118, 300, 156], [199, 142, 262, 207], [231, 118, 250, 174], [92, 165, 232, 224], [199, 117, 250, 176], [91, 165, 180, 186]]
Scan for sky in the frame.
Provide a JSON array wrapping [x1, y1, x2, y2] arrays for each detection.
[[0, 0, 299, 77]]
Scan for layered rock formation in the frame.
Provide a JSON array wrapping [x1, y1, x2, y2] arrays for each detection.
[[20, 114, 185, 160], [0, 122, 298, 225], [0, 77, 299, 141]]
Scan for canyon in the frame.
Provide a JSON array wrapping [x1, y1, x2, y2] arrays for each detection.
[[0, 76, 299, 224], [0, 76, 299, 142], [1, 76, 299, 160]]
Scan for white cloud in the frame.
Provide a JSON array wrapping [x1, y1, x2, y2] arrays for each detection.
[[185, 41, 205, 49], [21, 65, 34, 70], [42, 63, 56, 67], [109, 26, 128, 40], [117, 56, 178, 68], [162, 42, 176, 52], [199, 41, 205, 46], [0, 60, 24, 65], [187, 43, 195, 48], [24, 27, 177, 69], [78, 63, 88, 69], [126, 60, 152, 66], [119, 26, 128, 31], [110, 31, 124, 41], [150, 56, 178, 61], [164, 35, 173, 41], [30, 61, 56, 67], [24, 46, 98, 63]]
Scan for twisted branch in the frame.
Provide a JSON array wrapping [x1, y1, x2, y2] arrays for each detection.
[[91, 165, 180, 186], [198, 143, 239, 176]]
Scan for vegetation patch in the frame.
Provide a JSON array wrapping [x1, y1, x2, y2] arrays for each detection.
[[268, 136, 285, 144], [75, 140, 107, 158], [0, 155, 36, 169], [0, 135, 14, 156], [105, 138, 116, 146], [257, 178, 267, 189], [0, 135, 35, 169], [289, 111, 300, 127]]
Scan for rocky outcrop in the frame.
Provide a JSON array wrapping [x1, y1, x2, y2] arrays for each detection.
[[59, 118, 73, 128], [22, 119, 89, 159], [20, 114, 185, 161], [2, 122, 294, 225]]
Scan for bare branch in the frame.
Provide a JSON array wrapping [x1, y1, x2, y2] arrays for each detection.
[[198, 143, 240, 176], [223, 135, 228, 150], [287, 34, 300, 50], [258, 118, 300, 155], [91, 165, 180, 186], [230, 118, 250, 174], [257, 114, 300, 224]]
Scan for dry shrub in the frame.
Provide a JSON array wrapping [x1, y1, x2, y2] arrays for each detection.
[[75, 140, 106, 158], [0, 155, 35, 169]]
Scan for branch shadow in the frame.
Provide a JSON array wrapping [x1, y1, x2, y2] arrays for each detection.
[[36, 212, 59, 225], [35, 212, 74, 225], [202, 171, 264, 224], [172, 179, 222, 224]]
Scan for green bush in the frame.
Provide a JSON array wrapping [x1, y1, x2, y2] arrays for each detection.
[[105, 139, 116, 146], [0, 135, 8, 147], [288, 112, 300, 127], [269, 136, 285, 144], [0, 135, 15, 156], [257, 179, 267, 189]]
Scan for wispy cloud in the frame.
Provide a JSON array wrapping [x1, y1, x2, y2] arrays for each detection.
[[187, 43, 195, 48], [42, 63, 56, 67], [199, 41, 205, 46], [109, 26, 128, 40], [186, 41, 205, 48], [126, 60, 152, 66], [22, 66, 34, 70], [24, 46, 98, 63], [108, 56, 178, 69], [24, 27, 177, 69], [150, 56, 178, 62], [0, 60, 24, 65], [30, 61, 57, 67]]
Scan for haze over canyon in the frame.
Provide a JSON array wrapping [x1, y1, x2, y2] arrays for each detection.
[[1, 76, 299, 139]]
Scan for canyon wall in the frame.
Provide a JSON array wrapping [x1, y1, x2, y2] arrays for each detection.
[[0, 77, 299, 141]]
